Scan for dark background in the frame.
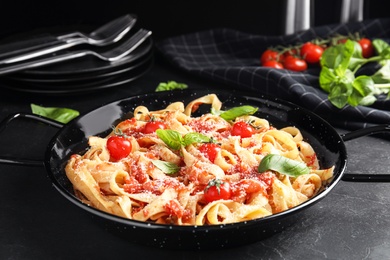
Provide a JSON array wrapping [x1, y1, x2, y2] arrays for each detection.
[[0, 0, 388, 42], [1, 1, 390, 259]]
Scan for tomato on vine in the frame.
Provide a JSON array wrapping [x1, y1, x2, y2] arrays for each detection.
[[358, 38, 374, 58], [231, 121, 255, 138], [260, 49, 281, 65], [283, 55, 307, 71], [107, 132, 132, 161], [300, 42, 324, 64], [204, 179, 231, 203], [262, 60, 284, 69]]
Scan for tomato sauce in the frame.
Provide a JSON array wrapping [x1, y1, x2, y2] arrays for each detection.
[[306, 154, 318, 168]]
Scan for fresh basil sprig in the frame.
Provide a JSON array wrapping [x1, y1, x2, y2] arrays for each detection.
[[212, 105, 258, 121], [258, 154, 310, 177], [151, 159, 180, 174], [31, 104, 79, 124], [155, 81, 188, 92], [319, 39, 390, 108], [156, 129, 210, 150]]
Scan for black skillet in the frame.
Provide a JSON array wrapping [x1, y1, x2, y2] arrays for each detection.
[[1, 89, 389, 250]]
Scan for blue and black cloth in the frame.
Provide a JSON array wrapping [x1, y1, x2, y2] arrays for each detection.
[[156, 18, 390, 130]]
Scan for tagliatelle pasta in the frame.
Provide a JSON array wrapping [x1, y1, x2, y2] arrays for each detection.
[[65, 94, 334, 225]]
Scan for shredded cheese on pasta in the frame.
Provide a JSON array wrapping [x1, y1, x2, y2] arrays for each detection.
[[65, 94, 334, 225]]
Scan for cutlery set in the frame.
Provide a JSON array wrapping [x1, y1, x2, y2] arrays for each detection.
[[0, 14, 153, 94]]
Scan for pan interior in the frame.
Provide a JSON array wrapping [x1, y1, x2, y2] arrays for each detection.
[[45, 89, 347, 229]]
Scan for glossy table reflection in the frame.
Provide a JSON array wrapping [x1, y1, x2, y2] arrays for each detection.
[[0, 55, 389, 260]]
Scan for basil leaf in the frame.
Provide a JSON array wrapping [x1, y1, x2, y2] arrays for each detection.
[[258, 154, 310, 177], [320, 44, 344, 69], [183, 132, 210, 146], [373, 39, 390, 56], [156, 129, 183, 150], [219, 105, 258, 121], [31, 104, 79, 124], [372, 60, 390, 84], [155, 81, 188, 92], [319, 67, 337, 93], [346, 40, 366, 72], [151, 160, 180, 174], [156, 129, 211, 150]]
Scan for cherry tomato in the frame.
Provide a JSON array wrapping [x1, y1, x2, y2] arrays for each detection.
[[300, 42, 324, 64], [358, 38, 374, 58], [231, 121, 255, 138], [142, 121, 166, 134], [204, 179, 231, 203], [107, 135, 132, 160], [262, 60, 284, 69], [199, 142, 221, 163], [283, 55, 307, 71], [260, 49, 281, 65]]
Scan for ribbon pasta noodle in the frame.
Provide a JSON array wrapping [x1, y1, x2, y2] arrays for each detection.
[[65, 94, 334, 225]]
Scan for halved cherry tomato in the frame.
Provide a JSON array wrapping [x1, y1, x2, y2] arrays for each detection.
[[231, 179, 266, 202], [262, 60, 284, 69], [142, 121, 167, 134], [283, 55, 307, 71], [300, 42, 324, 64], [199, 142, 221, 163], [204, 179, 231, 203], [107, 135, 132, 160], [260, 49, 281, 65], [231, 121, 255, 138], [358, 38, 374, 58]]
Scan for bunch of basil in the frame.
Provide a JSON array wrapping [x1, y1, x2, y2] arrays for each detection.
[[319, 38, 390, 108]]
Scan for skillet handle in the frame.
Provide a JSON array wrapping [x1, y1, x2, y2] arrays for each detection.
[[0, 113, 63, 167], [340, 124, 390, 182], [340, 124, 390, 141]]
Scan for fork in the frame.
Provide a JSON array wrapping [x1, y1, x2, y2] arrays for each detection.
[[0, 29, 152, 76], [57, 14, 137, 46], [0, 14, 137, 65]]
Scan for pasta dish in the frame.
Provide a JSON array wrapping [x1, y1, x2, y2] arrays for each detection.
[[65, 94, 334, 225]]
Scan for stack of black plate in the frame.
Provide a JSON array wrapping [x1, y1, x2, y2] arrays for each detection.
[[0, 31, 153, 95]]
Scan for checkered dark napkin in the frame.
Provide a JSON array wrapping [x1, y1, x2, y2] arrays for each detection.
[[156, 18, 390, 130]]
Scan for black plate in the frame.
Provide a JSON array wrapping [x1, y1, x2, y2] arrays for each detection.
[[0, 54, 153, 95], [4, 50, 153, 86], [44, 89, 347, 249]]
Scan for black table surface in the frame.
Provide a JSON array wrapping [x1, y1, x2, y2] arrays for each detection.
[[0, 54, 389, 260]]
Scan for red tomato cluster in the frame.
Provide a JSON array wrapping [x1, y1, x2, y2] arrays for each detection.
[[260, 36, 374, 71], [260, 42, 323, 71], [107, 120, 167, 161]]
